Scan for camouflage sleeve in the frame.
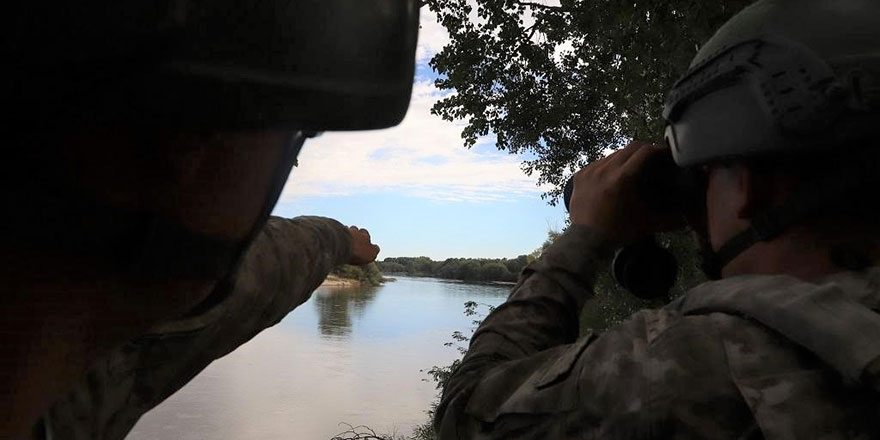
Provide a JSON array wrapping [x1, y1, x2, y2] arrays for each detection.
[[149, 215, 354, 360], [44, 215, 353, 440], [434, 224, 615, 438], [434, 224, 757, 439]]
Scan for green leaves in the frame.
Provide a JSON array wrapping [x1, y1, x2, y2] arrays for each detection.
[[424, 0, 752, 203]]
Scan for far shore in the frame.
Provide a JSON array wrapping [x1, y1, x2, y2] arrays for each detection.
[[320, 276, 361, 287], [381, 273, 516, 286], [320, 274, 511, 288]]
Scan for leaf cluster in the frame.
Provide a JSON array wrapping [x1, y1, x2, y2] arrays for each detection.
[[424, 0, 752, 202]]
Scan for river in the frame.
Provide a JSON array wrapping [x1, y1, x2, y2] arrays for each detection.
[[126, 277, 511, 440]]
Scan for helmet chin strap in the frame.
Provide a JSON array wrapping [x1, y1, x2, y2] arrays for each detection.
[[698, 154, 877, 280], [699, 210, 789, 280]]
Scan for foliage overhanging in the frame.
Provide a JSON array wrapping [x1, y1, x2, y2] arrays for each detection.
[[424, 0, 752, 202]]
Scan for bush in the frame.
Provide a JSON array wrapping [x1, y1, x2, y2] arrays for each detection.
[[332, 263, 384, 287]]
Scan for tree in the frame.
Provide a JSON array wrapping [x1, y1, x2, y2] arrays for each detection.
[[424, 0, 752, 202], [503, 254, 530, 275], [479, 262, 510, 281], [412, 256, 438, 276], [436, 258, 462, 279], [378, 261, 407, 273], [456, 260, 482, 281], [332, 263, 385, 286], [529, 227, 562, 259]]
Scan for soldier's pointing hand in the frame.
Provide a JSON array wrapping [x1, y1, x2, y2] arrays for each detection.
[[348, 226, 381, 266]]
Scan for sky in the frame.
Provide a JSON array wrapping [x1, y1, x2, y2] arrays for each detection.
[[271, 4, 569, 260]]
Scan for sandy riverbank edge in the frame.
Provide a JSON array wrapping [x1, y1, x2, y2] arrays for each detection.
[[320, 277, 360, 287]]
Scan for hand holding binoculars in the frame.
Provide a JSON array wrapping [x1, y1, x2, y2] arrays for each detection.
[[563, 150, 698, 300]]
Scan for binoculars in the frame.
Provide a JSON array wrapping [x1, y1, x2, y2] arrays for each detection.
[[562, 151, 702, 299]]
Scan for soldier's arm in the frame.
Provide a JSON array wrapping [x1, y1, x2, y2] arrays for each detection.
[[434, 224, 614, 438], [435, 142, 679, 438], [433, 227, 751, 439], [45, 215, 360, 440], [167, 215, 356, 352]]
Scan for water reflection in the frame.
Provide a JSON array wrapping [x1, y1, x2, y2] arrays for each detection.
[[128, 277, 512, 440], [313, 285, 379, 338]]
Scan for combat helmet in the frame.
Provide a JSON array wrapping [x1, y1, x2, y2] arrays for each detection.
[[5, 0, 419, 130], [662, 0, 880, 277]]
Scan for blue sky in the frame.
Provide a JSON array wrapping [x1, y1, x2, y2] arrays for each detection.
[[272, 5, 569, 260]]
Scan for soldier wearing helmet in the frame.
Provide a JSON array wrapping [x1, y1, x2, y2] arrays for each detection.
[[436, 0, 880, 438], [1, 2, 417, 439]]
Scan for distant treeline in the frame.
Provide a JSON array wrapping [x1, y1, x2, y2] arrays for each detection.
[[377, 255, 534, 283]]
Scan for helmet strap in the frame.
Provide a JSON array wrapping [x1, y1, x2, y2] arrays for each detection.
[[699, 153, 877, 279], [699, 210, 788, 280]]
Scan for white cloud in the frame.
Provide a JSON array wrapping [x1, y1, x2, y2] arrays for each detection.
[[281, 81, 547, 203], [415, 7, 450, 63], [282, 2, 572, 204]]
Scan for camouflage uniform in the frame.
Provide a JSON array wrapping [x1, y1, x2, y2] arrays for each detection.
[[436, 225, 880, 439], [40, 216, 353, 440]]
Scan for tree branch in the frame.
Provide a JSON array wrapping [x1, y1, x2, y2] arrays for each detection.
[[514, 23, 541, 52], [517, 1, 563, 10], [525, 23, 540, 41]]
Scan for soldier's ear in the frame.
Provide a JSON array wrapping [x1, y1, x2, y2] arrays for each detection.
[[709, 162, 755, 221], [736, 164, 757, 220], [740, 162, 805, 220]]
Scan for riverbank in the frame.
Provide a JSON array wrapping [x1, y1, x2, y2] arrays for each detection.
[[381, 273, 515, 287], [321, 274, 396, 287], [320, 275, 361, 287], [487, 280, 516, 286]]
